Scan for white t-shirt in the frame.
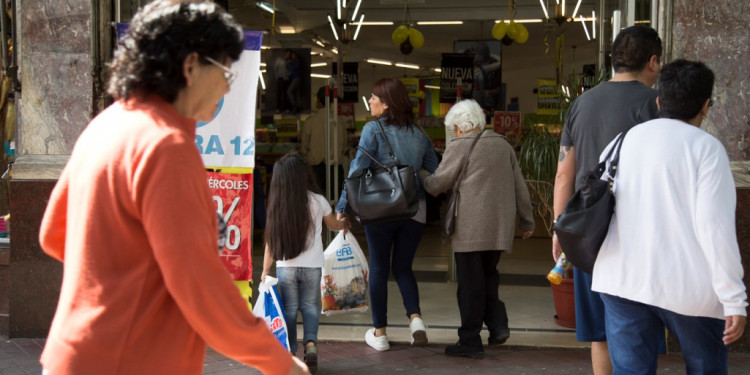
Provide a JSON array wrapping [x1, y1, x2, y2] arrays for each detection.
[[276, 191, 332, 269], [592, 118, 747, 320]]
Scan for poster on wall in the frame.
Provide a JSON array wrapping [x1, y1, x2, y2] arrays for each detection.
[[197, 31, 263, 169], [264, 48, 312, 115], [536, 78, 561, 115], [440, 53, 474, 103], [332, 62, 359, 103], [454, 40, 503, 112]]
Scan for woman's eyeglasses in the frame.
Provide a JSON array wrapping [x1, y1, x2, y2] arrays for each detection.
[[204, 56, 237, 85]]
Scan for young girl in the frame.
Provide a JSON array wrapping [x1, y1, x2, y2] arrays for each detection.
[[261, 151, 346, 374]]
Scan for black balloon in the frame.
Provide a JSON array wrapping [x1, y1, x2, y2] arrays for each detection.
[[501, 35, 514, 45], [400, 38, 413, 55]]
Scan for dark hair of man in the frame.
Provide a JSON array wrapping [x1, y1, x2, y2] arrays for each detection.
[[316, 86, 328, 107], [657, 59, 714, 121], [265, 152, 322, 261], [107, 1, 244, 102], [611, 26, 662, 73], [371, 77, 415, 128]]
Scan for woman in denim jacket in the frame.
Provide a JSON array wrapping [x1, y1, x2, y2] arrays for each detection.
[[336, 78, 439, 351]]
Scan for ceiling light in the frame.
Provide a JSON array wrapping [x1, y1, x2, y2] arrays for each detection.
[[258, 72, 266, 90], [416, 21, 463, 25], [259, 62, 267, 67], [571, 0, 582, 19], [579, 16, 591, 41], [348, 21, 394, 26], [395, 62, 420, 70], [279, 26, 295, 34], [366, 58, 392, 66], [256, 2, 274, 14], [351, 0, 363, 21], [424, 85, 440, 90], [495, 19, 544, 23], [433, 67, 442, 73], [311, 62, 327, 67], [331, 47, 338, 54], [538, 0, 549, 19], [328, 14, 339, 41], [315, 40, 326, 47], [311, 73, 332, 79], [353, 14, 365, 40], [362, 95, 370, 111]]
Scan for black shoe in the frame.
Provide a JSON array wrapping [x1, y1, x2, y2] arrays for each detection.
[[304, 345, 318, 374], [445, 342, 484, 359], [488, 328, 510, 346]]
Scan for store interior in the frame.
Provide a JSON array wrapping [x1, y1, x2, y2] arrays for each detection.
[[117, 0, 654, 337]]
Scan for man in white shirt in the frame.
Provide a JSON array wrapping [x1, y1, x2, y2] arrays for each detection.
[[593, 59, 747, 374]]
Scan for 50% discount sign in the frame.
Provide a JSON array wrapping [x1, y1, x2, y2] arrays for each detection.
[[208, 171, 254, 280]]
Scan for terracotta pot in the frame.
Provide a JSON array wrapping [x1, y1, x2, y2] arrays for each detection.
[[550, 278, 576, 328]]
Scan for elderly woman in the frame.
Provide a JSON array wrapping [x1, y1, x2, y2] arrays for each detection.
[[421, 99, 535, 358], [37, 2, 307, 374]]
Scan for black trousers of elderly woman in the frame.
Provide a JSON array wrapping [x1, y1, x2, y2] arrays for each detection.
[[455, 250, 508, 349]]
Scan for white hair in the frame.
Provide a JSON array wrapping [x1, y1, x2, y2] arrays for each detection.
[[444, 99, 486, 133]]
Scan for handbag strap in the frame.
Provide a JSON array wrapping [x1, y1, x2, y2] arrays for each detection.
[[453, 131, 482, 192], [355, 145, 390, 171], [596, 128, 630, 193], [375, 119, 398, 162]]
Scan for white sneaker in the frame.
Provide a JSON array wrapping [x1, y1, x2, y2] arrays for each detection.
[[409, 317, 428, 346], [365, 328, 390, 351]]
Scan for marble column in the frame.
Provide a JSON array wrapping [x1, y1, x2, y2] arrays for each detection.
[[6, 0, 94, 338], [669, 0, 750, 351]]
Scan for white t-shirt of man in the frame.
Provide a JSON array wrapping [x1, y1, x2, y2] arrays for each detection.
[[276, 191, 332, 269], [592, 118, 747, 320]]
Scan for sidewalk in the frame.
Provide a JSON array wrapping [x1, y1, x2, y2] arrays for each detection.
[[4, 338, 750, 374]]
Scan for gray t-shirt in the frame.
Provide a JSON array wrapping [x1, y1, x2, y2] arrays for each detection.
[[560, 80, 658, 189]]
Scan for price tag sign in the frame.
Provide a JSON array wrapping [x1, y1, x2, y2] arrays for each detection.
[[208, 171, 253, 280], [493, 111, 521, 144]]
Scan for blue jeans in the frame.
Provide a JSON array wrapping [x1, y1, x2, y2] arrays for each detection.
[[601, 294, 727, 375], [364, 219, 424, 328], [276, 267, 322, 354]]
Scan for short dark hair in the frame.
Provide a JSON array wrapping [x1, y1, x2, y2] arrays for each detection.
[[107, 1, 244, 102], [371, 77, 414, 127], [657, 59, 714, 121], [611, 26, 662, 73]]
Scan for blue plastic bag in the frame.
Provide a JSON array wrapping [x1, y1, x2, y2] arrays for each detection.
[[252, 276, 290, 351]]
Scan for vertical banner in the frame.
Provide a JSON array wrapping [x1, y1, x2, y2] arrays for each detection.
[[197, 31, 262, 169], [209, 172, 254, 280], [439, 53, 473, 103], [332, 62, 359, 103], [536, 78, 561, 115]]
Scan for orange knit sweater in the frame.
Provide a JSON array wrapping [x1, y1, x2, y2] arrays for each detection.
[[39, 96, 292, 375]]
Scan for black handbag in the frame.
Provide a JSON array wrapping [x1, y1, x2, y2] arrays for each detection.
[[553, 130, 628, 274], [443, 131, 482, 237], [344, 121, 419, 225]]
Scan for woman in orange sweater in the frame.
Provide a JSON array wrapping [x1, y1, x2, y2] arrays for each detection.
[[38, 2, 308, 374]]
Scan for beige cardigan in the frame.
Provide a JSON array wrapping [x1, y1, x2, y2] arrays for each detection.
[[422, 130, 535, 252]]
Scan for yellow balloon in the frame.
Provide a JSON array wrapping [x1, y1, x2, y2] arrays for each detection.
[[507, 21, 520, 40], [516, 23, 529, 44], [392, 25, 409, 45], [408, 28, 424, 48], [492, 21, 507, 40]]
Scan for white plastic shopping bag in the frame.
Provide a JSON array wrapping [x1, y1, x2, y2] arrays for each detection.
[[321, 231, 369, 316], [252, 276, 291, 350]]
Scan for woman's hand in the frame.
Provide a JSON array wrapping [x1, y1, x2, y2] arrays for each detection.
[[336, 212, 351, 235], [552, 232, 563, 262], [521, 230, 533, 239], [260, 271, 269, 284]]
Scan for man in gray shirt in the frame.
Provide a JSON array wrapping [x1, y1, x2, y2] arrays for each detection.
[[552, 26, 662, 375]]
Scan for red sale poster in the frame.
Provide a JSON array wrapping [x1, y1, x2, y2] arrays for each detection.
[[208, 171, 253, 281]]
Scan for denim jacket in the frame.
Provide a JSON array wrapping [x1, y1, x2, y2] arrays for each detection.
[[336, 118, 439, 212]]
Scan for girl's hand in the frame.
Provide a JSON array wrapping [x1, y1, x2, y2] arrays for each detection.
[[261, 271, 269, 284], [336, 212, 351, 235]]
